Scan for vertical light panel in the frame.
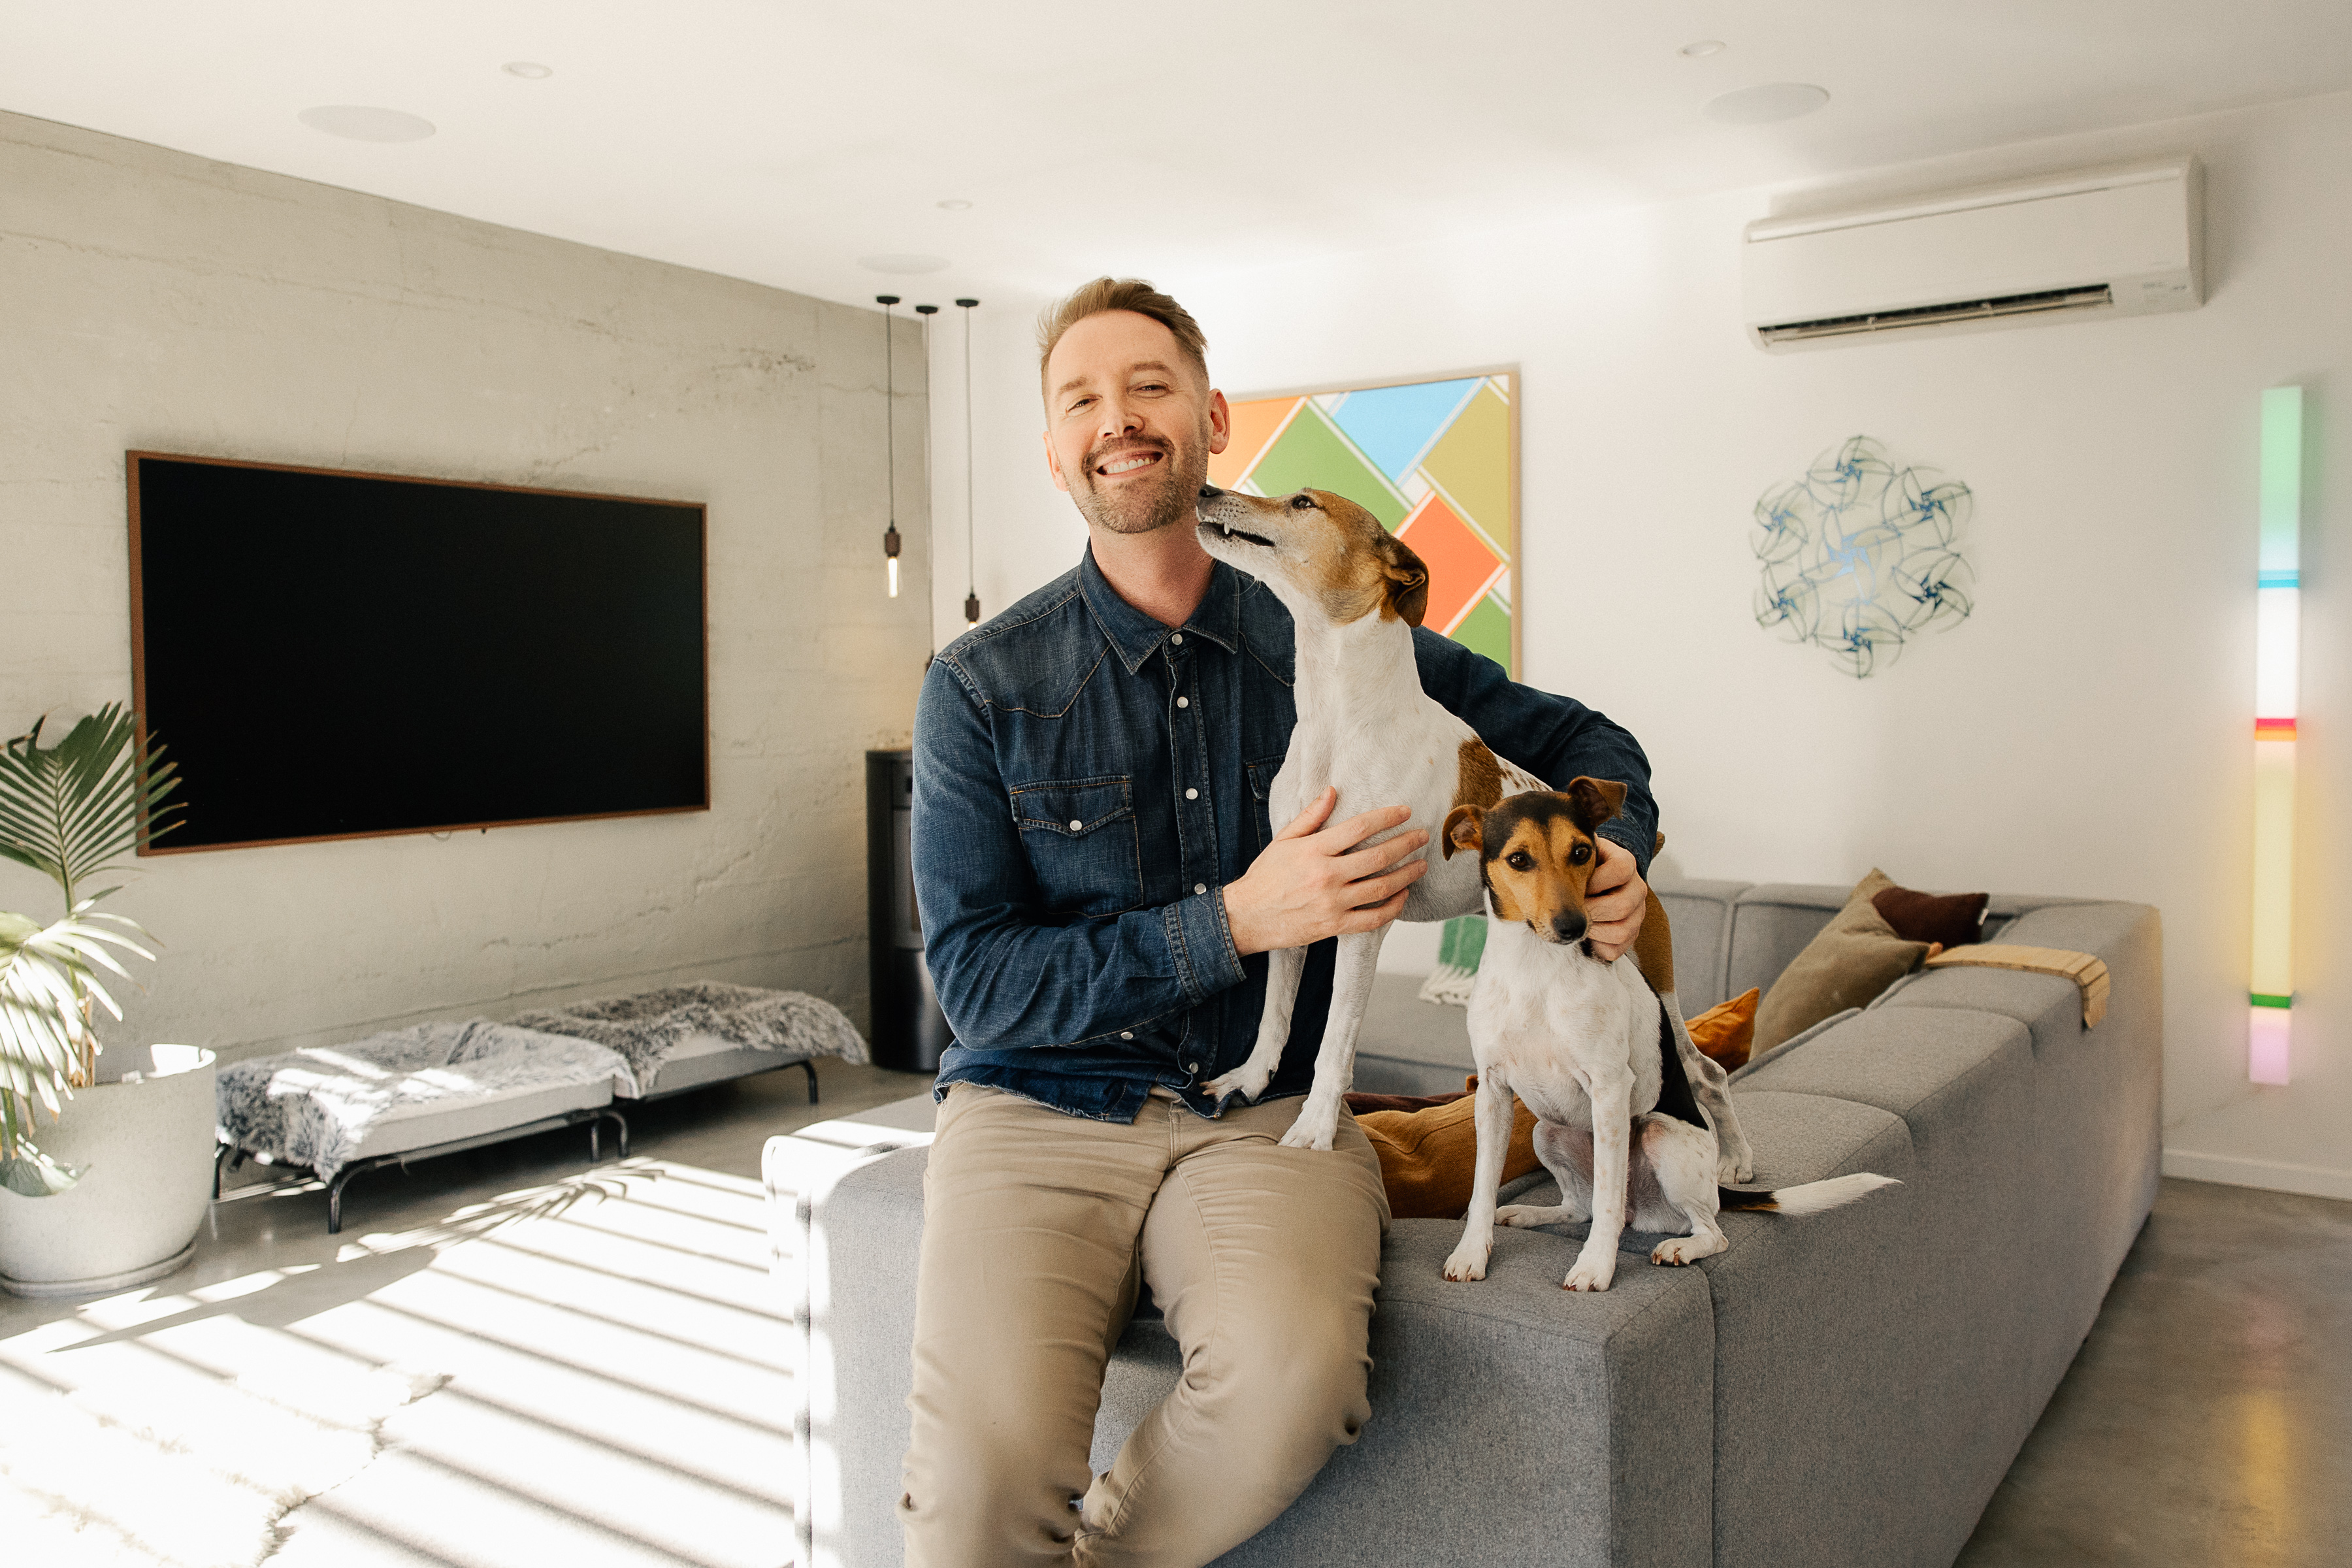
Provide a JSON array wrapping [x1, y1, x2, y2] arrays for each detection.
[[2249, 385, 2302, 1084]]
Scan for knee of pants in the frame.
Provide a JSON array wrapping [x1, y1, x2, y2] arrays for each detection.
[[1191, 1305, 1374, 1439], [900, 1439, 1083, 1545]]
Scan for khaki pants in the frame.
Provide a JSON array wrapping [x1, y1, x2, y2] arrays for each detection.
[[899, 1082, 1391, 1567]]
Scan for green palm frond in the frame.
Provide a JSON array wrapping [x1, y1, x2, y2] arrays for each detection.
[[0, 704, 184, 907], [0, 906, 153, 1116]]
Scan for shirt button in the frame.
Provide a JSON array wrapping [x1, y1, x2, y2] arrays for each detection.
[[1176, 696, 1189, 708], [1186, 1062, 1200, 1072], [1120, 1032, 1134, 1040], [1194, 883, 1207, 895], [1185, 787, 1198, 800], [1070, 819, 1084, 831], [1171, 633, 1184, 645]]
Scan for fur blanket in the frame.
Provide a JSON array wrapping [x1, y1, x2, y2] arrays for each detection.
[[215, 1021, 636, 1182], [512, 981, 869, 1088]]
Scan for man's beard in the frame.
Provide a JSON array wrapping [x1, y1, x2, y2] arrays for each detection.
[[1073, 436, 1207, 536]]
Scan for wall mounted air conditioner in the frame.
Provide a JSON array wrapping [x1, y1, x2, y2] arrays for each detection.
[[1742, 156, 2202, 350]]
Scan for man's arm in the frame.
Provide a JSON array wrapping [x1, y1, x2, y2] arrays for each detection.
[[911, 656, 1251, 1052], [1411, 628, 1658, 876]]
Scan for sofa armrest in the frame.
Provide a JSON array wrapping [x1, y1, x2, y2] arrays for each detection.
[[786, 1141, 930, 1568]]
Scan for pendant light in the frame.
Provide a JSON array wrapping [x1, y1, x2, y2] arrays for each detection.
[[877, 295, 902, 597], [958, 297, 981, 625]]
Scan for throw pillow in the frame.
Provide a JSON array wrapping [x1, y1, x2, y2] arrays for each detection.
[[1753, 869, 1931, 1054], [1872, 885, 1989, 949], [1687, 988, 1760, 1071], [1347, 1077, 1541, 1220]]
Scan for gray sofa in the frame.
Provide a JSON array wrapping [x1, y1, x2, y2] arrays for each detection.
[[787, 877, 2162, 1567]]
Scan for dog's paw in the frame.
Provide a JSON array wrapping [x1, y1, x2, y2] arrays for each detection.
[[1279, 1107, 1340, 1151], [1495, 1205, 1564, 1229], [1652, 1237, 1701, 1266], [1716, 1146, 1756, 1184], [1203, 1064, 1271, 1107], [1441, 1245, 1490, 1282], [1562, 1253, 1618, 1293]]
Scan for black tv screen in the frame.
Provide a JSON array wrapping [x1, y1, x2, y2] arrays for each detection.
[[129, 453, 708, 853]]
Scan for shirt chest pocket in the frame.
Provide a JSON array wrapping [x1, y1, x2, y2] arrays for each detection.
[[1010, 776, 1145, 917]]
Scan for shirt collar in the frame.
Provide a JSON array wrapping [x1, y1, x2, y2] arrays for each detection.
[[1079, 544, 1244, 674]]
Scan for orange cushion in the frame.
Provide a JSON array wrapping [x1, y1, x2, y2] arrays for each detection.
[[1356, 1076, 1541, 1220], [1688, 988, 1761, 1071]]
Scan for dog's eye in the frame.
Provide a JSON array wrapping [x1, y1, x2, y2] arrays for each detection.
[[1570, 843, 1592, 865], [1291, 493, 1316, 510], [1506, 851, 1534, 871]]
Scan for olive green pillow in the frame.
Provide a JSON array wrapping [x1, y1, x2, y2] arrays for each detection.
[[1753, 869, 1931, 1054]]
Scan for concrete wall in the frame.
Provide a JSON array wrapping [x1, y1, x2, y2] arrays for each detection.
[[0, 110, 931, 1063], [928, 91, 2352, 1198]]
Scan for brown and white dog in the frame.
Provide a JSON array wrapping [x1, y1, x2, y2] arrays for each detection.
[[1439, 787, 1897, 1291], [1194, 484, 1752, 1179]]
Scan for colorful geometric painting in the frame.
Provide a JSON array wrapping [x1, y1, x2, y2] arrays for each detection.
[[1209, 372, 1518, 674]]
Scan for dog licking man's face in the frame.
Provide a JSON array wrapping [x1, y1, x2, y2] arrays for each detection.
[[1043, 309, 1227, 538], [1443, 780, 1628, 944]]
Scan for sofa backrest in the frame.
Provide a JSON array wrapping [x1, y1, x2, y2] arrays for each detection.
[[1654, 873, 2052, 1013]]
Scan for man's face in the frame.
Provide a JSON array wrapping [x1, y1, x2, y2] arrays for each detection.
[[1043, 310, 1230, 536]]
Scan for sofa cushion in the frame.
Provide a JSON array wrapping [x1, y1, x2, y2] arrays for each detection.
[[1754, 871, 1929, 1054], [1653, 875, 1748, 1013], [1096, 1217, 1716, 1567], [1872, 883, 1989, 948], [1724, 883, 1850, 1000]]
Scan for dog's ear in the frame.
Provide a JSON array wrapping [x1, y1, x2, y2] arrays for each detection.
[[1375, 532, 1430, 627], [1563, 777, 1626, 833], [1442, 804, 1485, 860]]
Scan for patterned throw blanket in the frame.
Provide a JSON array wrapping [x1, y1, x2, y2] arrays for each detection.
[[512, 981, 870, 1088], [215, 1021, 636, 1181]]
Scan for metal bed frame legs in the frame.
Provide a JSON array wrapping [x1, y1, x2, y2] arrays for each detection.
[[214, 1105, 632, 1235]]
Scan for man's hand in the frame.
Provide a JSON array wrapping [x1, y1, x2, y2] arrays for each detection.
[[1583, 836, 1648, 962], [1224, 787, 1430, 956]]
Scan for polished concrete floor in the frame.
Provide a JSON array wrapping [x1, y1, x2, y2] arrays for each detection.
[[6, 1066, 2347, 1565], [1954, 1177, 2352, 1567]]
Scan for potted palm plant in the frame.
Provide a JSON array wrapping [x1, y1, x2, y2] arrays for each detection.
[[0, 704, 205, 1298]]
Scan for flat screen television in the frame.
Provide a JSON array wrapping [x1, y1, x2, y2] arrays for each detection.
[[128, 452, 708, 853]]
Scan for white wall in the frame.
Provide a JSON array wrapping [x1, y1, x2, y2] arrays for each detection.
[[0, 111, 933, 1062], [931, 91, 2352, 1198]]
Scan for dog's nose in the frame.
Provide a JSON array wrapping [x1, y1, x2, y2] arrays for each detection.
[[1550, 913, 1588, 943], [1198, 484, 1224, 501]]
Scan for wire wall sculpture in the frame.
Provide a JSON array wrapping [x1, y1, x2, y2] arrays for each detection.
[[1753, 436, 1974, 678]]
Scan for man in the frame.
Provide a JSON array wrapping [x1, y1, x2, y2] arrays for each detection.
[[905, 278, 1658, 1565]]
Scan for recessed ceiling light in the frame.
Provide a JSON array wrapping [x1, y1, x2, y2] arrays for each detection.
[[503, 61, 554, 80], [936, 199, 973, 211], [297, 105, 436, 143], [1703, 83, 1831, 125], [859, 254, 950, 274], [1680, 40, 1727, 57]]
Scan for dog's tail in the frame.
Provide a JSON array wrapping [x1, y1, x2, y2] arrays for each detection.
[[1718, 1173, 1900, 1217]]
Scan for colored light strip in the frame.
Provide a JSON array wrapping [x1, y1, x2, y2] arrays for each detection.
[[2248, 385, 2301, 1085]]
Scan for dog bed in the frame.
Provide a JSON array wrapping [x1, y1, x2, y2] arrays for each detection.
[[214, 1019, 636, 1232], [512, 981, 869, 1102]]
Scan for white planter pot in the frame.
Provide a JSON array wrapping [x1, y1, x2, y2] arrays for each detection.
[[0, 1043, 218, 1298]]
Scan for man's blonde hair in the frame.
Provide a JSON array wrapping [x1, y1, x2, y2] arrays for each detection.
[[1036, 278, 1209, 403]]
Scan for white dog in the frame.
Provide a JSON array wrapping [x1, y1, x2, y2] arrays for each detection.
[[1194, 485, 1753, 1177], [1439, 786, 1897, 1292]]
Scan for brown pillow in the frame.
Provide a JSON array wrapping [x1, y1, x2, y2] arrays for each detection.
[[1348, 1077, 1541, 1220], [1753, 870, 1930, 1054], [1872, 885, 1988, 949], [1688, 988, 1761, 1071]]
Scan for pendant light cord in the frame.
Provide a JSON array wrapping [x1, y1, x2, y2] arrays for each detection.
[[957, 297, 981, 625]]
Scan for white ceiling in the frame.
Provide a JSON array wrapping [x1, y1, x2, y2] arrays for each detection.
[[5, 1, 2349, 312]]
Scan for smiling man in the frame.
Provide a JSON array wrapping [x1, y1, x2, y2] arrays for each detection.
[[903, 278, 1659, 1565]]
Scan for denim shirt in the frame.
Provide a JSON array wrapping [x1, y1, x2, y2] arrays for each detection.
[[911, 546, 1656, 1124]]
